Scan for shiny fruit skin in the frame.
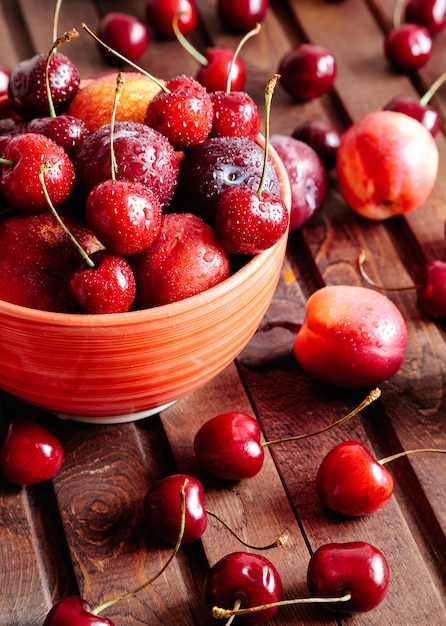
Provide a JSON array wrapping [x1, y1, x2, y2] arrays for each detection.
[[144, 473, 207, 544], [307, 541, 390, 613], [28, 114, 90, 157], [145, 0, 197, 37], [97, 12, 149, 63], [217, 0, 268, 32], [416, 259, 446, 319], [404, 0, 446, 35], [43, 596, 114, 626], [0, 419, 63, 486], [384, 24, 432, 71], [292, 119, 341, 170], [316, 440, 395, 516], [337, 110, 438, 220], [383, 94, 440, 136], [293, 285, 408, 388], [278, 44, 336, 101], [0, 64, 10, 97], [196, 47, 246, 93], [204, 551, 283, 623], [194, 412, 264, 480], [270, 134, 328, 231], [210, 90, 260, 140]]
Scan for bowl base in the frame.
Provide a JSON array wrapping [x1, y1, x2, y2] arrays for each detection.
[[55, 401, 177, 424]]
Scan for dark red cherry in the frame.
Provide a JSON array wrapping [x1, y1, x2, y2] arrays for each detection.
[[145, 0, 197, 37], [405, 0, 446, 35], [43, 596, 114, 626], [384, 23, 433, 71], [316, 440, 395, 516], [196, 47, 246, 92], [0, 64, 10, 97], [307, 541, 390, 613], [291, 119, 341, 170], [0, 419, 64, 486], [97, 12, 149, 63], [416, 259, 446, 318], [28, 114, 90, 157], [217, 0, 268, 32], [194, 412, 265, 480], [144, 473, 207, 544], [278, 43, 337, 101], [383, 94, 440, 136], [204, 551, 283, 623]]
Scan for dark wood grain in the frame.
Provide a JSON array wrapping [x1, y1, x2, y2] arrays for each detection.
[[1, 0, 446, 624]]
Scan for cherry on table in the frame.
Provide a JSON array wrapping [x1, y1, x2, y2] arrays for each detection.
[[384, 23, 433, 71], [383, 94, 440, 136], [217, 0, 268, 32], [204, 551, 283, 623], [291, 119, 341, 170], [43, 596, 114, 626], [97, 12, 149, 62], [416, 259, 446, 318], [307, 541, 390, 613], [0, 419, 64, 486], [144, 0, 197, 37], [278, 43, 337, 101], [404, 0, 446, 35]]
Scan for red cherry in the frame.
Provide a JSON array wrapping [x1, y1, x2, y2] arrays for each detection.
[[144, 474, 207, 545], [404, 0, 446, 35], [86, 179, 162, 255], [196, 46, 246, 92], [0, 132, 76, 212], [43, 596, 114, 626], [384, 23, 433, 71], [0, 419, 64, 486], [204, 551, 283, 623], [209, 90, 260, 140], [145, 0, 197, 38], [28, 114, 90, 157], [278, 43, 337, 101], [217, 0, 268, 32], [316, 440, 395, 516], [307, 541, 390, 613], [383, 94, 440, 136], [97, 12, 149, 63], [69, 250, 136, 314], [291, 119, 341, 170], [416, 259, 446, 318], [145, 75, 213, 150], [194, 412, 265, 480]]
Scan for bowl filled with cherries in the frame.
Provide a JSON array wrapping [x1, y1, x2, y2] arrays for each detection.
[[0, 32, 291, 423]]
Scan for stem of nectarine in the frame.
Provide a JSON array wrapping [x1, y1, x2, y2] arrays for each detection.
[[262, 387, 381, 448], [213, 592, 352, 620], [379, 448, 446, 465], [92, 478, 188, 615]]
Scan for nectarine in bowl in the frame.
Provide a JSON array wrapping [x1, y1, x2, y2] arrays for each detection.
[[0, 100, 291, 421]]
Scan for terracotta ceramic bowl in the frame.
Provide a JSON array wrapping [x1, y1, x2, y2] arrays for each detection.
[[0, 98, 291, 423]]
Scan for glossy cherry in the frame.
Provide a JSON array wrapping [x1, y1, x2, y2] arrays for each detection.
[[144, 473, 207, 544], [43, 596, 114, 626], [416, 259, 446, 318], [204, 551, 283, 623], [196, 46, 246, 92], [307, 541, 390, 613], [210, 89, 260, 139], [97, 12, 149, 62], [278, 43, 336, 101], [316, 440, 395, 516], [292, 119, 341, 170], [0, 419, 64, 486], [217, 0, 268, 32], [383, 94, 440, 136], [404, 0, 446, 35], [0, 64, 10, 97], [145, 0, 197, 37], [384, 23, 433, 71]]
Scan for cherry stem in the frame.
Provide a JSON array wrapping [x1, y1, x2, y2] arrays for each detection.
[[82, 23, 169, 94], [393, 0, 406, 28], [52, 0, 62, 44], [379, 448, 446, 465], [225, 23, 261, 93], [109, 72, 125, 181], [357, 249, 416, 291], [92, 478, 189, 615], [262, 387, 381, 448], [38, 162, 95, 269], [45, 29, 79, 118], [0, 157, 15, 167], [420, 69, 446, 106], [172, 12, 208, 67], [206, 509, 288, 550], [223, 598, 242, 626], [213, 592, 352, 620], [257, 73, 280, 197]]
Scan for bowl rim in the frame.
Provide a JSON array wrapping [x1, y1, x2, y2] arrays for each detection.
[[0, 91, 291, 328]]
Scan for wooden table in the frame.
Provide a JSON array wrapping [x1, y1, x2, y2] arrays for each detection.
[[1, 0, 446, 624]]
